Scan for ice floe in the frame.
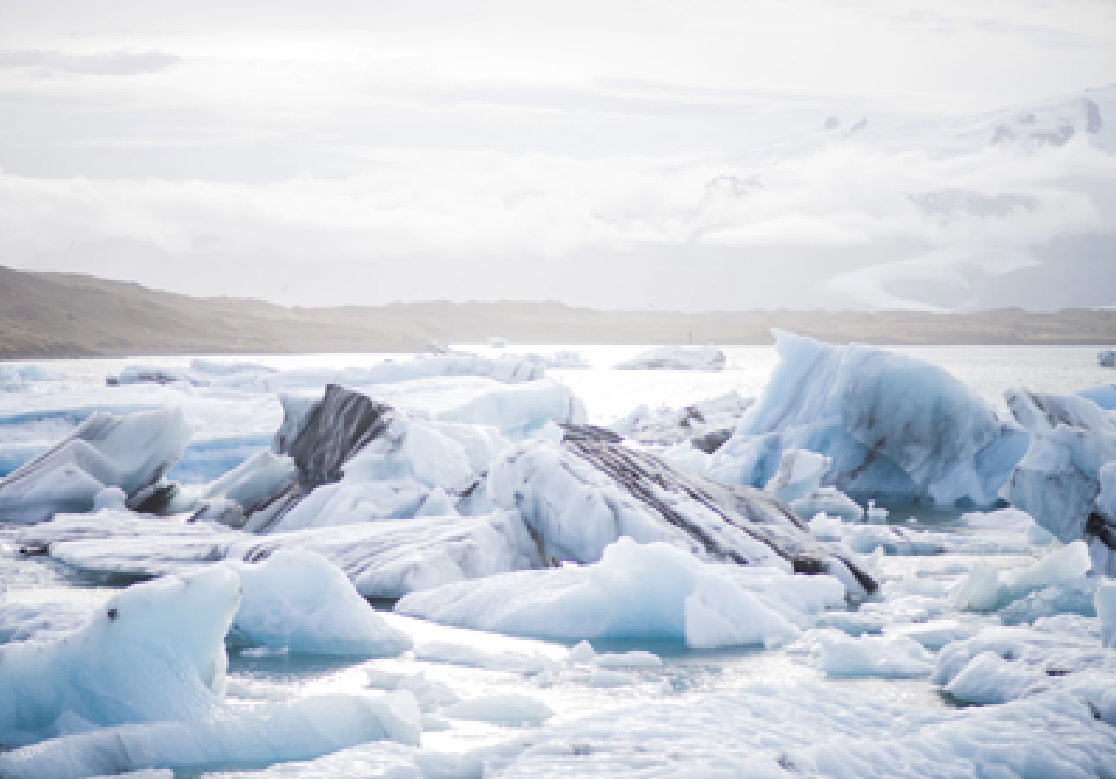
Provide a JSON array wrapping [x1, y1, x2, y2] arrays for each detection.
[[704, 330, 1029, 506], [613, 345, 726, 371]]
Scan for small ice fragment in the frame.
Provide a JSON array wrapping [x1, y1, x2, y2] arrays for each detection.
[[442, 694, 553, 726], [593, 650, 662, 669], [567, 640, 596, 664], [866, 501, 889, 524]]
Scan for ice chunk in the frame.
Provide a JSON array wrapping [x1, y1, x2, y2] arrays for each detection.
[[792, 628, 935, 678], [486, 436, 876, 594], [807, 512, 844, 541], [953, 542, 1092, 612], [0, 567, 239, 746], [413, 642, 556, 675], [1002, 388, 1116, 574], [944, 650, 1047, 704], [0, 408, 191, 524], [609, 391, 752, 447], [1099, 349, 1116, 368], [764, 449, 831, 504], [224, 550, 412, 656], [195, 449, 297, 518], [592, 649, 663, 669], [107, 364, 208, 387], [1078, 383, 1116, 410], [397, 538, 841, 649], [364, 668, 459, 711], [614, 346, 726, 371], [866, 499, 889, 523], [790, 486, 864, 523], [710, 331, 1028, 506], [438, 378, 586, 436], [442, 694, 553, 726], [1098, 580, 1116, 649]]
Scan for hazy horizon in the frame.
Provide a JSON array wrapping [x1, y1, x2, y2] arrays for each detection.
[[2, 1, 1115, 313]]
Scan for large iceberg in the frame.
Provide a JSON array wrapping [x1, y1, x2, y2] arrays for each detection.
[[705, 330, 1028, 506], [613, 345, 726, 371], [396, 537, 844, 648], [0, 408, 190, 524], [1002, 388, 1116, 575]]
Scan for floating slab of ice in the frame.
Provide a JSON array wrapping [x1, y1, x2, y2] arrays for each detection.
[[0, 408, 190, 524], [397, 538, 842, 649], [613, 346, 726, 371], [708, 331, 1028, 506]]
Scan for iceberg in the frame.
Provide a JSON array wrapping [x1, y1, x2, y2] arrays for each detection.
[[1099, 349, 1116, 368], [613, 345, 726, 371], [223, 549, 412, 656], [611, 391, 753, 448], [486, 431, 877, 594], [1002, 388, 1116, 575], [436, 378, 586, 436], [396, 537, 843, 649], [1078, 383, 1116, 410], [707, 331, 1028, 506], [0, 408, 191, 524], [0, 567, 239, 746]]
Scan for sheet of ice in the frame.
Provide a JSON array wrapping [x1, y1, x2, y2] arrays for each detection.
[[0, 692, 421, 779], [708, 330, 1028, 506], [0, 567, 239, 747], [0, 408, 191, 524], [223, 550, 412, 656], [397, 538, 842, 649], [442, 694, 553, 727], [1003, 388, 1116, 575], [613, 346, 726, 371]]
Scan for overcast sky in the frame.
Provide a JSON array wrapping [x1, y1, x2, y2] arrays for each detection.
[[1, 0, 1114, 311]]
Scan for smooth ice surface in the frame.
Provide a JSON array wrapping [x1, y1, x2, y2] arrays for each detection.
[[224, 550, 412, 656], [1079, 383, 1116, 409], [397, 538, 842, 649], [707, 331, 1028, 506]]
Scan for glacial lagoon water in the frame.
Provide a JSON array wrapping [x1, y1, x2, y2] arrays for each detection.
[[1, 343, 1114, 777]]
